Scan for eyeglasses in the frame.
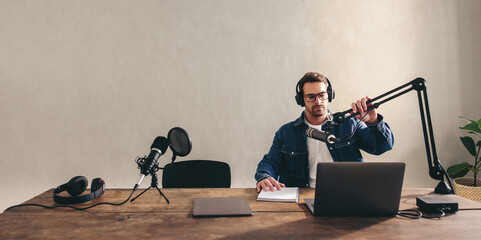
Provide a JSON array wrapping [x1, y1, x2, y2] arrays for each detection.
[[305, 92, 328, 102]]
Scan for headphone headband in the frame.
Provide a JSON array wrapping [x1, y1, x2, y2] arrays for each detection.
[[53, 177, 105, 204]]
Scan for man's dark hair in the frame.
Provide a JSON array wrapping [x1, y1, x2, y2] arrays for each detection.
[[297, 72, 328, 97]]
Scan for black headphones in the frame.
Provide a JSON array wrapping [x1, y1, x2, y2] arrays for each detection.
[[295, 77, 335, 106], [53, 176, 105, 204]]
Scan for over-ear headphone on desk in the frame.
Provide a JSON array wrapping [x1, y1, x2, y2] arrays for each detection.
[[53, 176, 105, 204]]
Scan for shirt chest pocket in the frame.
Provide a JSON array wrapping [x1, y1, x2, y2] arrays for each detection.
[[280, 145, 307, 175], [332, 138, 362, 160]]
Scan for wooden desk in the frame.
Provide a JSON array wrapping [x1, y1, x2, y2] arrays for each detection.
[[1, 188, 481, 239]]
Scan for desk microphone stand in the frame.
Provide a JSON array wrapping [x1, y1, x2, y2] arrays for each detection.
[[131, 172, 169, 203], [132, 159, 170, 203]]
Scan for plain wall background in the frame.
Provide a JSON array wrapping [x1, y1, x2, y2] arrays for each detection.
[[1, 0, 480, 211]]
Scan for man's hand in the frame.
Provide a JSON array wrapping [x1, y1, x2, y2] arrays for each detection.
[[351, 96, 378, 125], [256, 177, 286, 193]]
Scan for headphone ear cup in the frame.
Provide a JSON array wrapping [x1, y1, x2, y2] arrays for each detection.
[[66, 176, 88, 196], [326, 78, 335, 102], [295, 93, 305, 106], [90, 178, 104, 192], [295, 82, 305, 106], [329, 88, 335, 102]]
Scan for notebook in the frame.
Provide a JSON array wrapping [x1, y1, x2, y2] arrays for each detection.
[[257, 187, 299, 202], [192, 197, 253, 218], [305, 162, 405, 216]]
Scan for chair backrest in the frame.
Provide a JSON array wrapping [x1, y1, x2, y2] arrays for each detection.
[[162, 160, 231, 188]]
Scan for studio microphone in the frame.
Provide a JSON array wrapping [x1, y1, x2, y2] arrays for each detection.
[[305, 127, 341, 144], [140, 136, 169, 176]]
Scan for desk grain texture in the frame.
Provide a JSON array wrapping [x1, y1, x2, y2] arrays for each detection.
[[1, 188, 481, 239]]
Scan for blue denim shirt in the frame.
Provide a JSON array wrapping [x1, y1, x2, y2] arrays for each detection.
[[255, 111, 394, 187]]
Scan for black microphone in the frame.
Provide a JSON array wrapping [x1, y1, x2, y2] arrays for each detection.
[[140, 136, 169, 175], [305, 127, 340, 144]]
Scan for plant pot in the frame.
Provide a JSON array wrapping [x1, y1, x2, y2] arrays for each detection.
[[453, 177, 481, 202]]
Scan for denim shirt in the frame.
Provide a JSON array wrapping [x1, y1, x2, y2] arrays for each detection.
[[255, 111, 394, 187]]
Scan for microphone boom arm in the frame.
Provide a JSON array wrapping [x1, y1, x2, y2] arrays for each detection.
[[333, 78, 454, 194]]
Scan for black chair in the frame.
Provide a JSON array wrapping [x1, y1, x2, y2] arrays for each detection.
[[162, 160, 231, 188]]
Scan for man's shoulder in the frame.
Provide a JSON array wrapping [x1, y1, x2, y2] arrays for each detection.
[[276, 113, 305, 134]]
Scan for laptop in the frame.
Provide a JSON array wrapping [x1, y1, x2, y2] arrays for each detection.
[[305, 162, 405, 216]]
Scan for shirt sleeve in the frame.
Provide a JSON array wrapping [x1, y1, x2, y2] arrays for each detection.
[[357, 114, 394, 155], [255, 129, 283, 182]]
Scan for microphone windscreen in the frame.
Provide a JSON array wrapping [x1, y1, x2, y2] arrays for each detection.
[[151, 136, 169, 153], [168, 127, 192, 157]]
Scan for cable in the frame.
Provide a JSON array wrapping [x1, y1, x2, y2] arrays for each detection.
[[397, 208, 451, 219], [4, 184, 139, 212], [397, 209, 422, 219], [337, 108, 375, 142], [420, 208, 446, 219]]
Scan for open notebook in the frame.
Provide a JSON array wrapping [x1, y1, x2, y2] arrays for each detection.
[[257, 187, 299, 202]]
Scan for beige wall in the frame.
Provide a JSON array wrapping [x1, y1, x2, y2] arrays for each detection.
[[1, 0, 480, 211]]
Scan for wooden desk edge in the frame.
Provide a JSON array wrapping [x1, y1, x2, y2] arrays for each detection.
[[4, 188, 481, 214]]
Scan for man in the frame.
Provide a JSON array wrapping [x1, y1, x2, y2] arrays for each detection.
[[255, 72, 394, 192]]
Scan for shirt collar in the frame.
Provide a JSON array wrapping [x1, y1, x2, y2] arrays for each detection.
[[294, 110, 338, 127]]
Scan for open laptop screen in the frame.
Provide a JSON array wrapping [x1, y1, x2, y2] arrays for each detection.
[[307, 162, 405, 216]]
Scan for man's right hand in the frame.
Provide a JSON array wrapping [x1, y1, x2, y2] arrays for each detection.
[[256, 177, 286, 193]]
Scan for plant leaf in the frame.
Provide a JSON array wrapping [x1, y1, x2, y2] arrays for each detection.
[[447, 162, 471, 178], [460, 122, 481, 134], [460, 136, 477, 156]]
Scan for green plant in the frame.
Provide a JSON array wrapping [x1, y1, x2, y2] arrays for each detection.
[[447, 117, 481, 186]]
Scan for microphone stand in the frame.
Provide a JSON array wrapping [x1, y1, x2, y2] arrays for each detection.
[[332, 78, 454, 194], [131, 172, 170, 203], [131, 158, 170, 203]]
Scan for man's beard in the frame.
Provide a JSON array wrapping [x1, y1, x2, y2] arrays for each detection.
[[308, 105, 326, 117]]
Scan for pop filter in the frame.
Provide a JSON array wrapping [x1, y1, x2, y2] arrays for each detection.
[[168, 127, 192, 157]]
